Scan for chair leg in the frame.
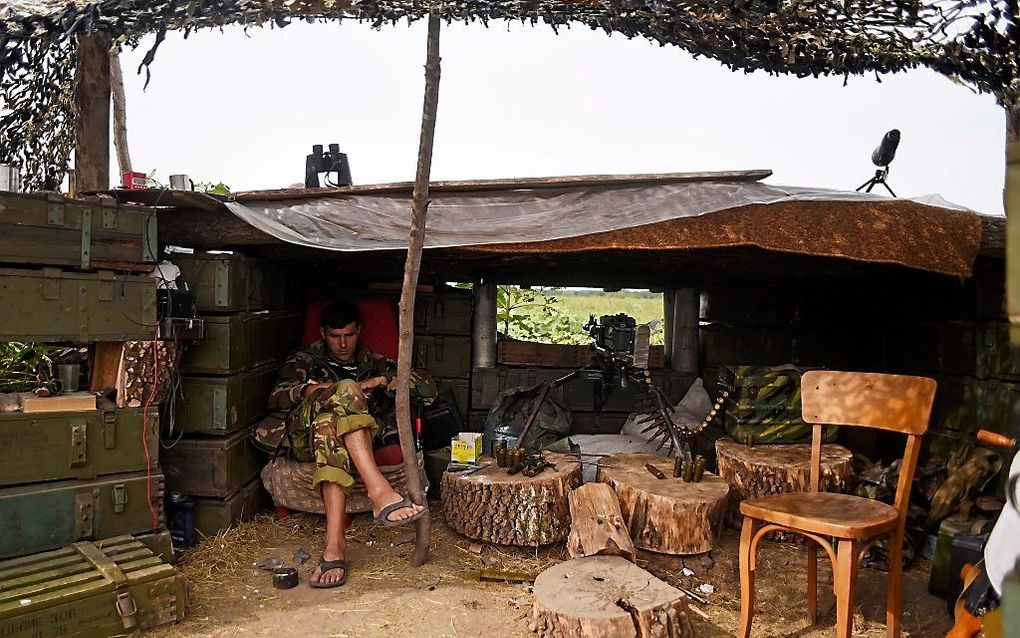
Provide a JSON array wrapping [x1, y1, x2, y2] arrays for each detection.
[[738, 516, 760, 638], [834, 538, 859, 638], [806, 539, 818, 624], [886, 529, 904, 638]]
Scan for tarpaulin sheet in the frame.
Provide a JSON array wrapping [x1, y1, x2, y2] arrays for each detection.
[[224, 180, 975, 253]]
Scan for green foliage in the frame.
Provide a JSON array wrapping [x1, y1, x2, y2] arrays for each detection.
[[195, 181, 231, 195], [0, 342, 55, 393]]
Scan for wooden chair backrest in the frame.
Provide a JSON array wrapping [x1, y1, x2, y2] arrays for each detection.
[[800, 370, 936, 516]]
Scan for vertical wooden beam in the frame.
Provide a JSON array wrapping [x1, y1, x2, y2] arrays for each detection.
[[1007, 106, 1020, 344], [110, 48, 132, 176], [395, 13, 442, 568], [73, 34, 112, 193]]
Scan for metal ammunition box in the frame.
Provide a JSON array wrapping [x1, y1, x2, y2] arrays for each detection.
[[161, 429, 263, 499], [414, 335, 471, 379], [173, 252, 289, 313], [0, 535, 184, 638], [414, 292, 472, 335], [0, 472, 166, 559], [0, 408, 159, 487], [177, 363, 279, 435], [978, 323, 1020, 381], [470, 366, 693, 414], [181, 310, 302, 375], [0, 192, 157, 270], [0, 267, 157, 342], [192, 477, 268, 537]]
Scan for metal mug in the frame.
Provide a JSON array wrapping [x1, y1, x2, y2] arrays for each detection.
[[0, 165, 21, 192], [57, 363, 80, 393], [169, 174, 195, 191]]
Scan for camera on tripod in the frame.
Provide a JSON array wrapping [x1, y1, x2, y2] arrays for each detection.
[[305, 143, 353, 188], [583, 313, 650, 369]]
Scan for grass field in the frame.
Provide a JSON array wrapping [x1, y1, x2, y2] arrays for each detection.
[[512, 288, 666, 344]]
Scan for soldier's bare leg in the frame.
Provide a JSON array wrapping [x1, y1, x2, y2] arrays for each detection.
[[311, 482, 347, 585], [343, 428, 424, 522]]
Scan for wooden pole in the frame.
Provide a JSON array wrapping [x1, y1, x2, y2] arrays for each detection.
[[396, 13, 442, 567], [1006, 106, 1019, 345], [110, 47, 132, 176], [73, 34, 112, 192]]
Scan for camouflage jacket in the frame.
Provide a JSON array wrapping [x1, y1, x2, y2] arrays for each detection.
[[269, 341, 437, 440]]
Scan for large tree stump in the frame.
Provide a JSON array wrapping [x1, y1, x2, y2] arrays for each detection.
[[441, 453, 581, 547], [567, 483, 636, 561], [531, 556, 693, 638], [598, 453, 729, 555], [715, 438, 855, 540]]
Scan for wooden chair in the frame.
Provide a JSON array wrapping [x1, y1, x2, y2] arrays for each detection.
[[737, 371, 936, 638]]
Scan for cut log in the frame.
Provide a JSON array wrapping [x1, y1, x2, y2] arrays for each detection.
[[441, 453, 581, 547], [598, 453, 729, 555], [715, 437, 855, 539], [567, 482, 636, 561], [531, 555, 693, 638]]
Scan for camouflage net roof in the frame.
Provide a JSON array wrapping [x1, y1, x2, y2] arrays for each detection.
[[2, 1, 1018, 191]]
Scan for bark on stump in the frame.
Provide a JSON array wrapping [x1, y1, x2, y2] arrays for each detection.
[[715, 438, 855, 542], [441, 453, 581, 547], [531, 555, 693, 638], [597, 453, 729, 555], [567, 482, 636, 561]]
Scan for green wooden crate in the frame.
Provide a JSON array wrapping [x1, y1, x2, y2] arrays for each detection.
[[978, 322, 1020, 381], [0, 192, 157, 270], [0, 267, 157, 342], [0, 535, 184, 638], [181, 310, 302, 375], [414, 335, 471, 379], [173, 252, 289, 313], [177, 363, 279, 435], [414, 291, 472, 336], [161, 429, 263, 499], [0, 472, 166, 559], [436, 377, 468, 422], [0, 408, 159, 488], [193, 477, 268, 537]]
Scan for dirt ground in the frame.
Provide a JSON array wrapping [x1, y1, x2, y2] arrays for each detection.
[[148, 506, 952, 638]]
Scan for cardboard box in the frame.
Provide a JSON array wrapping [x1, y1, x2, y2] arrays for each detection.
[[451, 433, 483, 464]]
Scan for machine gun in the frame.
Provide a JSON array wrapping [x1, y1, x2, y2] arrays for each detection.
[[514, 313, 696, 463]]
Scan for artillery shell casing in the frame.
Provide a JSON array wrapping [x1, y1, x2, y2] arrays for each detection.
[[493, 440, 508, 467], [692, 456, 706, 482], [673, 456, 683, 478], [682, 459, 695, 482], [645, 463, 667, 480]]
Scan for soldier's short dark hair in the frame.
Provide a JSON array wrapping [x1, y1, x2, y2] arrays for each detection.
[[320, 300, 360, 329]]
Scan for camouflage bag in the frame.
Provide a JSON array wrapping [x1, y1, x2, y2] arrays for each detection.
[[720, 364, 838, 445], [484, 383, 572, 452]]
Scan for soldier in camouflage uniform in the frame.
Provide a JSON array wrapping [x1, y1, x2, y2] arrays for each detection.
[[256, 300, 436, 588]]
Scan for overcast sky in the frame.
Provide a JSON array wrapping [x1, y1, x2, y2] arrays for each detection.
[[116, 18, 1007, 216]]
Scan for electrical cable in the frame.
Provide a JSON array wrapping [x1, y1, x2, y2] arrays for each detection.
[[142, 337, 160, 531]]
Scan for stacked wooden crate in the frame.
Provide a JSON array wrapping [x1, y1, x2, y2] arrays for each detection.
[[166, 252, 300, 538], [0, 192, 172, 560], [414, 289, 473, 425]]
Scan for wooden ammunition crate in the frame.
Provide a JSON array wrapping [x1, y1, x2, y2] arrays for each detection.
[[497, 341, 667, 368], [174, 252, 289, 313], [978, 323, 1020, 381], [0, 535, 184, 638], [467, 409, 632, 436], [436, 377, 469, 423], [181, 310, 302, 375], [0, 192, 157, 270], [161, 429, 263, 499], [0, 408, 159, 487], [414, 291, 472, 335], [470, 366, 693, 414], [0, 267, 157, 342], [193, 477, 268, 537], [414, 335, 471, 379], [177, 363, 278, 435], [0, 472, 165, 559]]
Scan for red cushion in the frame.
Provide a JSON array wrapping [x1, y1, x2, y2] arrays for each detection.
[[302, 298, 399, 360], [373, 443, 404, 467]]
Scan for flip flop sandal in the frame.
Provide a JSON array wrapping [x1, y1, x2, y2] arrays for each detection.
[[374, 497, 427, 528], [309, 558, 348, 589]]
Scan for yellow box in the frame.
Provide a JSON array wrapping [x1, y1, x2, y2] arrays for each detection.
[[450, 433, 483, 464]]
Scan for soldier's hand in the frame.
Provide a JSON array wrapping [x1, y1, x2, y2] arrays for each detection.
[[302, 382, 335, 398], [358, 376, 389, 392]]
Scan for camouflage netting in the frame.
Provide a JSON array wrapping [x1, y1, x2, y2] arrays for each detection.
[[1, 1, 1018, 190]]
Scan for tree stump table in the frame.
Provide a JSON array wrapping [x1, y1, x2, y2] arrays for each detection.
[[441, 453, 581, 547], [597, 452, 729, 555], [532, 555, 694, 638], [715, 438, 855, 540]]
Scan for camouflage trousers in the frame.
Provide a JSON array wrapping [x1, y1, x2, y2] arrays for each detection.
[[280, 380, 379, 494]]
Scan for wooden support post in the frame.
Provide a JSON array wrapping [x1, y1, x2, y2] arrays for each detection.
[[669, 288, 699, 374], [73, 34, 112, 193], [1006, 106, 1019, 345], [395, 13, 442, 567], [110, 48, 132, 176]]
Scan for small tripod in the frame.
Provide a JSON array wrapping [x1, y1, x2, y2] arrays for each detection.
[[856, 165, 897, 197]]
